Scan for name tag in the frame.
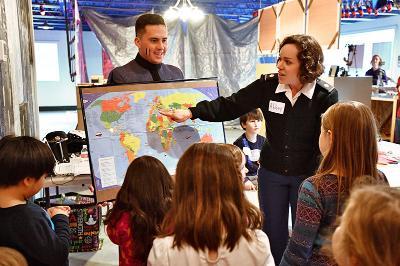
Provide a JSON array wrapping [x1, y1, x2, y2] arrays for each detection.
[[269, 100, 285, 114]]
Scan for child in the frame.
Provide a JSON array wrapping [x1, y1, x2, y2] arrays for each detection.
[[224, 144, 249, 182], [0, 136, 71, 266], [105, 155, 173, 266], [0, 247, 28, 266], [281, 102, 388, 265], [148, 143, 275, 265], [233, 109, 266, 190], [332, 185, 400, 266]]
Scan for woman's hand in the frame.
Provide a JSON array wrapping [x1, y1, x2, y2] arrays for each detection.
[[158, 109, 192, 123]]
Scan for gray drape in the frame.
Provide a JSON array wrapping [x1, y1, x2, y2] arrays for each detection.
[[83, 9, 258, 97]]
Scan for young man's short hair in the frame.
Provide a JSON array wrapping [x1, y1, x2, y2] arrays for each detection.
[[239, 109, 264, 129], [135, 14, 166, 37], [0, 136, 55, 187]]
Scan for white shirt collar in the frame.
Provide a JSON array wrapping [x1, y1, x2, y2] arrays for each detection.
[[275, 80, 316, 106]]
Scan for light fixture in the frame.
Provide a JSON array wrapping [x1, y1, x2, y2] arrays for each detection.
[[164, 0, 205, 22], [38, 20, 54, 30], [39, 3, 46, 16]]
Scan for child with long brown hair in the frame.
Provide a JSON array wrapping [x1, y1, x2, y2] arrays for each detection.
[[105, 156, 173, 266], [281, 102, 388, 265], [224, 144, 249, 184], [332, 185, 400, 266], [148, 143, 274, 265]]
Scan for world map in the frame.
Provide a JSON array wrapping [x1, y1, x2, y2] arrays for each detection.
[[82, 85, 225, 190]]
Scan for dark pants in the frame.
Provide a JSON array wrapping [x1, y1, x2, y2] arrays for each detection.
[[395, 118, 400, 144], [258, 167, 306, 264]]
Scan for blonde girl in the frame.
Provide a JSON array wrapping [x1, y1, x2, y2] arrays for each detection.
[[281, 102, 387, 265], [332, 185, 400, 266]]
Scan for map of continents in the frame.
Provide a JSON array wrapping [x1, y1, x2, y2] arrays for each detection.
[[82, 87, 225, 190]]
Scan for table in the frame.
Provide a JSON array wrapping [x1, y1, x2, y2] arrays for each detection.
[[378, 141, 400, 187], [44, 174, 92, 188], [42, 174, 92, 208], [41, 141, 399, 207], [371, 93, 398, 142]]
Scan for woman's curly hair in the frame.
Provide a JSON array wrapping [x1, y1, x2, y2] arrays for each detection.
[[279, 34, 324, 84]]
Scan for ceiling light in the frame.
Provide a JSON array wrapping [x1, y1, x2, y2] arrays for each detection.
[[39, 3, 46, 16], [38, 20, 54, 30], [164, 0, 205, 22]]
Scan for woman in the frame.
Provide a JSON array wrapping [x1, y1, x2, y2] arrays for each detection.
[[148, 143, 274, 265], [280, 102, 388, 265], [365, 54, 387, 86], [161, 34, 338, 262]]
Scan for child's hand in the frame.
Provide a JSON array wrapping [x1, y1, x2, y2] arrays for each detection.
[[244, 180, 257, 191], [48, 206, 71, 217], [98, 201, 113, 209]]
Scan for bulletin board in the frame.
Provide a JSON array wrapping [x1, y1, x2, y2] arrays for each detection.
[[79, 79, 226, 202]]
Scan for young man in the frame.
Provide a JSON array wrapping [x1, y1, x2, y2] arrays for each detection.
[[365, 54, 387, 86], [0, 136, 71, 266], [107, 14, 184, 84], [233, 109, 266, 190]]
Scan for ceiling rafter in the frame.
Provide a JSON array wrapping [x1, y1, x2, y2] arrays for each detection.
[[32, 0, 398, 31]]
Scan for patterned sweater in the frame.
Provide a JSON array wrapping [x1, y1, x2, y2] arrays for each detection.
[[280, 174, 344, 266], [280, 173, 387, 266]]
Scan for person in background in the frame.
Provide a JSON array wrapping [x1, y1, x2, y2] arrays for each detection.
[[365, 54, 387, 86], [233, 109, 266, 190], [0, 136, 71, 266], [105, 156, 173, 266], [160, 34, 338, 262], [148, 143, 275, 266], [107, 14, 183, 85], [280, 102, 388, 265], [332, 185, 400, 266]]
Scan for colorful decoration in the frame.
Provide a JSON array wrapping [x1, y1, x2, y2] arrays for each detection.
[[340, 0, 397, 18], [357, 2, 364, 16]]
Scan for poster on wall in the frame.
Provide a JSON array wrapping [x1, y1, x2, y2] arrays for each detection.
[[80, 79, 226, 202]]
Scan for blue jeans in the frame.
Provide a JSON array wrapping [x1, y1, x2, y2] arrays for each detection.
[[258, 167, 306, 264]]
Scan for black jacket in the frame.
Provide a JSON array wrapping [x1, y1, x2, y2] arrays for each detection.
[[365, 67, 387, 85], [190, 73, 338, 176], [107, 53, 184, 85], [0, 201, 70, 266]]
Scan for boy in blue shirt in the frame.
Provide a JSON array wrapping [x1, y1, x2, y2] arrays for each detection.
[[233, 109, 266, 190], [0, 136, 71, 266]]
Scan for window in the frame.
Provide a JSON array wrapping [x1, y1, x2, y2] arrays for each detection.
[[339, 28, 395, 76], [372, 42, 392, 70], [34, 42, 60, 81]]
